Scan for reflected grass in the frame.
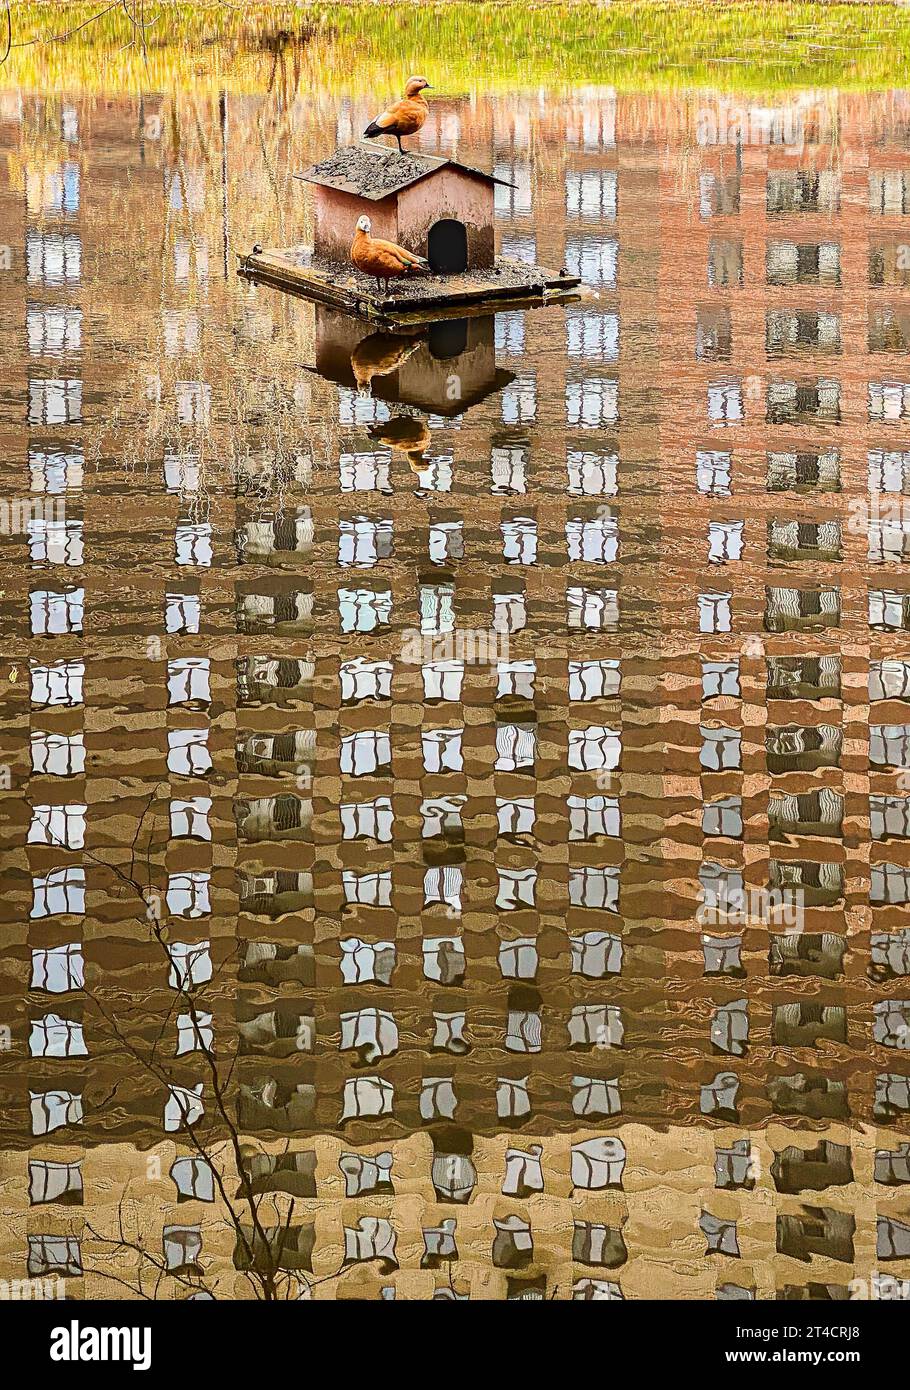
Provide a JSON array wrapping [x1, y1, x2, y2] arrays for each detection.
[[6, 1, 910, 96]]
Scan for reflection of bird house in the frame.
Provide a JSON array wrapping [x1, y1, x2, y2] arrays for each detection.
[[313, 306, 515, 416], [298, 144, 513, 272]]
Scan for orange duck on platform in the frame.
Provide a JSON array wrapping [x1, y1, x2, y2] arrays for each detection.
[[364, 76, 432, 154], [350, 215, 427, 295]]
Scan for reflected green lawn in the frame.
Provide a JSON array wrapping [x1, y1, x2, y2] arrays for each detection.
[[6, 1, 910, 96]]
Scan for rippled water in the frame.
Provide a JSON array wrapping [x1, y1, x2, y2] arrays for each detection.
[[2, 46, 910, 1299]]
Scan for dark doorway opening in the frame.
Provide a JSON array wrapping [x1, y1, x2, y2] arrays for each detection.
[[428, 219, 468, 274]]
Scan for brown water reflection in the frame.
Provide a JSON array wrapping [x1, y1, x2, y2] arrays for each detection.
[[2, 79, 910, 1299]]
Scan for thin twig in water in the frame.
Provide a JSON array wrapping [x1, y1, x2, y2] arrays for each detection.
[[10, 2, 122, 50], [0, 4, 11, 66]]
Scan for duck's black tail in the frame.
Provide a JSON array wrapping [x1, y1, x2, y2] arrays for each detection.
[[363, 121, 383, 138]]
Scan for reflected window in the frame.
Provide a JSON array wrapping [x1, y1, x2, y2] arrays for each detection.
[[423, 937, 465, 985], [493, 588, 527, 633], [30, 447, 83, 494], [339, 450, 392, 494], [564, 236, 617, 287], [28, 803, 87, 850], [30, 1014, 86, 1058], [568, 794, 621, 840], [31, 867, 85, 919], [708, 379, 743, 426], [338, 517, 393, 568], [28, 377, 82, 429], [30, 587, 83, 635], [566, 169, 617, 220], [340, 938, 396, 986], [703, 797, 743, 838], [568, 725, 621, 772], [708, 239, 743, 288], [501, 516, 537, 565], [566, 513, 618, 563], [495, 312, 525, 355], [27, 305, 82, 357], [422, 660, 464, 702], [422, 727, 464, 773], [501, 374, 537, 426], [340, 730, 391, 777], [26, 231, 81, 287], [497, 796, 536, 836], [424, 866, 462, 911], [170, 797, 212, 841], [700, 725, 742, 771], [30, 659, 83, 707], [569, 866, 620, 912], [566, 585, 618, 631], [341, 797, 394, 842], [420, 583, 455, 636], [165, 590, 200, 634], [27, 518, 83, 567], [31, 731, 85, 777], [566, 377, 618, 428], [702, 661, 741, 700], [175, 522, 212, 567], [870, 380, 910, 423], [567, 450, 618, 496], [31, 943, 84, 993], [497, 867, 537, 911], [428, 519, 464, 565], [568, 659, 620, 701], [491, 444, 528, 494], [175, 380, 211, 427], [696, 450, 732, 496], [344, 870, 393, 908], [167, 657, 210, 706], [167, 942, 212, 990], [699, 591, 732, 633], [340, 657, 392, 705], [566, 311, 618, 362], [167, 872, 211, 919], [496, 660, 536, 700], [495, 723, 536, 772], [708, 520, 744, 563], [338, 586, 392, 633]]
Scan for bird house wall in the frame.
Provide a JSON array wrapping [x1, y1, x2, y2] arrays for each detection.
[[313, 186, 398, 265], [397, 170, 495, 268]]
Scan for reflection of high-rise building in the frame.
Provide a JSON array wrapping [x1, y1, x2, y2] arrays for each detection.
[[0, 83, 908, 1301]]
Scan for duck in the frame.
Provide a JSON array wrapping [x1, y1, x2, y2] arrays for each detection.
[[351, 329, 425, 397], [364, 76, 432, 154], [350, 215, 427, 295], [368, 415, 431, 473]]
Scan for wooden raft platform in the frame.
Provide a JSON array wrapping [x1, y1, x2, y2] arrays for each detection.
[[238, 244, 583, 324]]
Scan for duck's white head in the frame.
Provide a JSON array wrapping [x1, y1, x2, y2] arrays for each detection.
[[406, 76, 432, 96], [356, 215, 371, 234]]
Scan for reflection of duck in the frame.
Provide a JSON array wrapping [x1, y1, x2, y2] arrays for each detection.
[[351, 215, 427, 295], [364, 76, 432, 154], [368, 415, 431, 473], [351, 330, 425, 397]]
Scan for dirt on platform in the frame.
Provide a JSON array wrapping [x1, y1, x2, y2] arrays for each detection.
[[317, 254, 554, 301]]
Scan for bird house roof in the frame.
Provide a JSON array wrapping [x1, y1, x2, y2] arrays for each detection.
[[296, 143, 514, 200]]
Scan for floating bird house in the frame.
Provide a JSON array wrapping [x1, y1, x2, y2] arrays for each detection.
[[242, 142, 581, 322], [298, 143, 511, 272]]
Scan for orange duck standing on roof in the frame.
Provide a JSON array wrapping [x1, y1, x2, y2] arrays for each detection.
[[364, 76, 432, 154], [351, 215, 427, 295]]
